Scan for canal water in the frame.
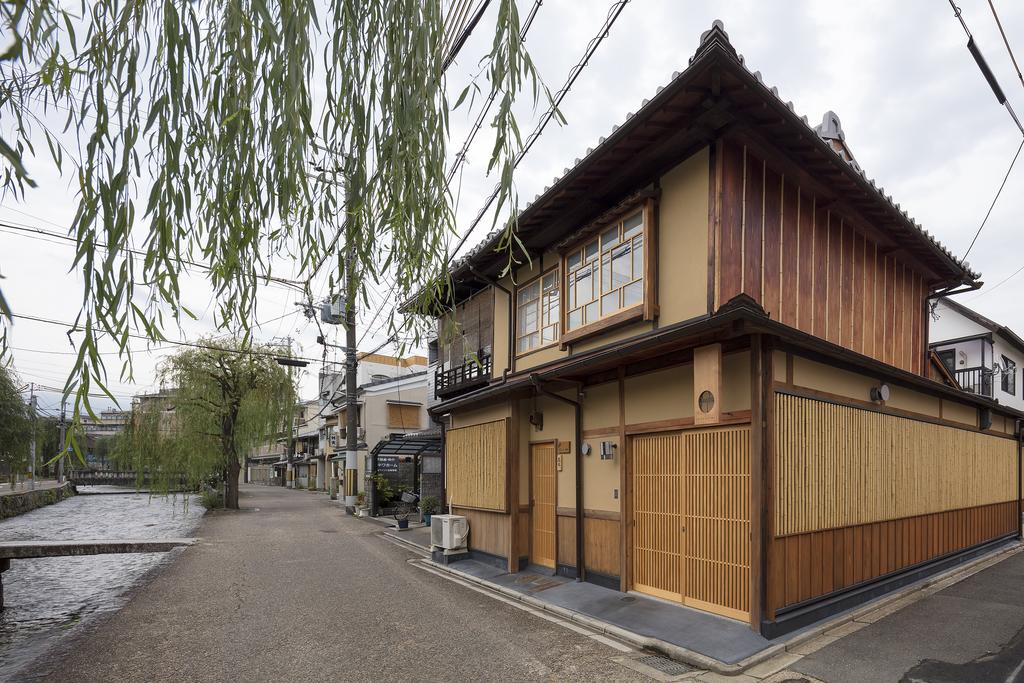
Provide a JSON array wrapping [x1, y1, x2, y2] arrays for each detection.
[[0, 488, 204, 681]]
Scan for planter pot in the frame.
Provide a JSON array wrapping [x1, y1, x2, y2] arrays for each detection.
[[396, 518, 409, 530], [423, 514, 432, 527]]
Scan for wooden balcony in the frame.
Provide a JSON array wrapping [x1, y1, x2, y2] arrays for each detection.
[[435, 355, 492, 398]]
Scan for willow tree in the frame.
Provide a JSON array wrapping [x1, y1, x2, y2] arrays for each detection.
[[1, 0, 546, 433], [0, 364, 31, 481], [120, 339, 296, 508]]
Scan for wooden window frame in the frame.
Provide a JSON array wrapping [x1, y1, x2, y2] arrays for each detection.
[[560, 198, 658, 347], [514, 265, 561, 357]]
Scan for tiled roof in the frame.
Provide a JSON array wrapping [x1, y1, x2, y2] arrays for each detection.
[[448, 20, 978, 283]]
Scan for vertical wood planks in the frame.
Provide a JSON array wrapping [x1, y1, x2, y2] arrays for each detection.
[[714, 141, 933, 375]]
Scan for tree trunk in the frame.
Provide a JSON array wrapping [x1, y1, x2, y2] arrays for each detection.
[[226, 456, 241, 509]]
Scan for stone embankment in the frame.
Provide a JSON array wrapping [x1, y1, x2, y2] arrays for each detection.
[[0, 482, 76, 520]]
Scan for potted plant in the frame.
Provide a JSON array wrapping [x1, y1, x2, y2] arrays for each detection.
[[394, 503, 411, 530], [420, 496, 439, 527]]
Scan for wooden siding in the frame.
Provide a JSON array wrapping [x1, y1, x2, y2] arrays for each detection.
[[775, 394, 1017, 537], [455, 507, 510, 559], [630, 426, 751, 620], [584, 516, 621, 577], [557, 513, 576, 567], [718, 141, 928, 375], [768, 501, 1017, 614], [445, 419, 508, 512]]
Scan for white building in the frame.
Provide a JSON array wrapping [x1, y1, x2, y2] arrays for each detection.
[[929, 297, 1024, 411]]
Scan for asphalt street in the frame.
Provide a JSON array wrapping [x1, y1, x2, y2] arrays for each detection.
[[34, 485, 647, 682], [794, 546, 1024, 683]]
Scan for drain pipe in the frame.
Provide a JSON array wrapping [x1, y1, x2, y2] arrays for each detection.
[[531, 374, 584, 582]]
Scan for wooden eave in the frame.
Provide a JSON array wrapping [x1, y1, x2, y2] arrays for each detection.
[[430, 296, 1024, 421]]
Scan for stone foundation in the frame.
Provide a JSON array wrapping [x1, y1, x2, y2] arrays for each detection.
[[0, 482, 76, 520]]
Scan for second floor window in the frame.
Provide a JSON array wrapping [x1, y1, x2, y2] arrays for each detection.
[[565, 210, 644, 331], [516, 270, 560, 354], [1001, 355, 1016, 396]]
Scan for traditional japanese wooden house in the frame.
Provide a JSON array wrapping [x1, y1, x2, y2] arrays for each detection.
[[424, 21, 1023, 636]]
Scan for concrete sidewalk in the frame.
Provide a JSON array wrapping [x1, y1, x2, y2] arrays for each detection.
[[415, 541, 1024, 678]]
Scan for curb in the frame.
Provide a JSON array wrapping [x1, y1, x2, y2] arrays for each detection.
[[411, 539, 1024, 676]]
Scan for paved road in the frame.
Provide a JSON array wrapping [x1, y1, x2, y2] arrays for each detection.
[[793, 547, 1024, 683], [36, 485, 646, 682]]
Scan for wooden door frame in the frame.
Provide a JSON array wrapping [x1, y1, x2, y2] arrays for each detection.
[[528, 439, 558, 570]]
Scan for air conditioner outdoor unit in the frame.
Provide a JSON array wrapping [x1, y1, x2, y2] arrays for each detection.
[[430, 514, 469, 551]]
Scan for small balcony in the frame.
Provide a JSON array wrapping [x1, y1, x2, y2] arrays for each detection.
[[955, 367, 993, 397], [435, 355, 492, 399]]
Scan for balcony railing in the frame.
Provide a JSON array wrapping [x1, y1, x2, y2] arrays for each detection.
[[435, 355, 492, 398], [955, 366, 993, 397]]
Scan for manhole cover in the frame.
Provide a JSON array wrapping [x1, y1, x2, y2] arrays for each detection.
[[634, 654, 692, 676], [620, 596, 636, 603]]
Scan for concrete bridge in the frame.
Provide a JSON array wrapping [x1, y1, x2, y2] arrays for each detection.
[[0, 538, 196, 609]]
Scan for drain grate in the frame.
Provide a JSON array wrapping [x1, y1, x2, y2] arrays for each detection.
[[634, 654, 692, 676]]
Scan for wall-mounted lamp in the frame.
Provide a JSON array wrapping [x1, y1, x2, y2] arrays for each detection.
[[581, 442, 592, 457], [869, 384, 890, 403]]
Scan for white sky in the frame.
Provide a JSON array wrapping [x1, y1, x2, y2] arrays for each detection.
[[3, 0, 1023, 415]]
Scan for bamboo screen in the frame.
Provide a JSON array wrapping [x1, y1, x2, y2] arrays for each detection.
[[775, 394, 1017, 537], [445, 419, 508, 511]]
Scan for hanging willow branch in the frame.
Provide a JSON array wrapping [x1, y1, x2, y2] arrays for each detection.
[[0, 0, 547, 441]]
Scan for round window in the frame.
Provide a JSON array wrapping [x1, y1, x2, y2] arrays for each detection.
[[698, 390, 715, 414]]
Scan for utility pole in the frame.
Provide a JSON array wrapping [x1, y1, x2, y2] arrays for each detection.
[[343, 207, 359, 513], [57, 396, 67, 483], [28, 383, 36, 491]]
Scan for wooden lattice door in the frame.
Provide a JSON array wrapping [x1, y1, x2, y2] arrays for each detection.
[[530, 442, 557, 568], [630, 427, 751, 620], [631, 432, 683, 601]]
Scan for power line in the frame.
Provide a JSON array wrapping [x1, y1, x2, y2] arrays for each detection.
[[960, 138, 1024, 263], [968, 262, 1024, 301], [0, 214, 306, 292], [6, 312, 335, 365], [447, 0, 632, 264], [987, 0, 1024, 91], [948, 0, 1024, 135]]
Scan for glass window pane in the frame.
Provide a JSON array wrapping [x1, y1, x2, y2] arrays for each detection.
[[543, 272, 556, 290], [633, 235, 643, 277], [517, 280, 538, 306], [623, 211, 643, 238], [611, 244, 632, 289], [568, 309, 583, 330], [566, 272, 575, 308], [602, 291, 618, 315], [542, 325, 557, 343], [601, 253, 612, 294], [601, 225, 619, 250], [517, 337, 531, 354], [584, 240, 599, 261], [576, 267, 593, 303], [623, 280, 643, 307], [584, 301, 599, 323], [567, 251, 581, 270], [543, 290, 559, 327]]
